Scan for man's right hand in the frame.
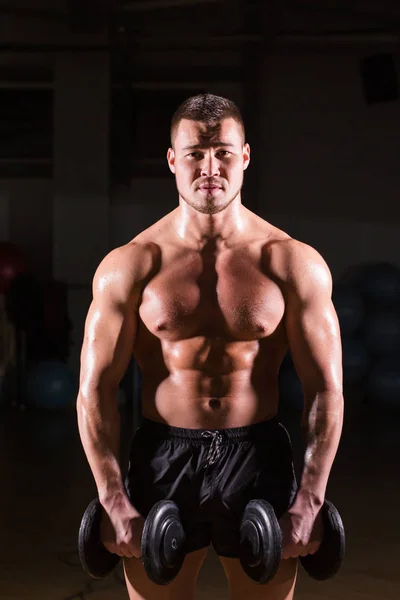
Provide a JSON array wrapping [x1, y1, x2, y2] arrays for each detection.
[[100, 493, 145, 559]]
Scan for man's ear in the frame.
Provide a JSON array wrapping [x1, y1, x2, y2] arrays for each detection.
[[167, 148, 176, 174], [243, 143, 250, 170]]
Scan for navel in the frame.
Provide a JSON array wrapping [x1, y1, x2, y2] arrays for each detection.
[[209, 398, 221, 410]]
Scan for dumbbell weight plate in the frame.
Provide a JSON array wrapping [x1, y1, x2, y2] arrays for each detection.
[[141, 500, 187, 586], [300, 500, 345, 580], [78, 498, 120, 579], [239, 499, 283, 584]]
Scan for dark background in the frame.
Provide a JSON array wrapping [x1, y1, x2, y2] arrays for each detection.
[[0, 2, 399, 599]]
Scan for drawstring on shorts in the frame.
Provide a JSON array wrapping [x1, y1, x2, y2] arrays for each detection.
[[201, 430, 223, 465]]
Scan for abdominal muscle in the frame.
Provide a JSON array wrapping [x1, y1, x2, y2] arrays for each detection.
[[136, 338, 282, 429]]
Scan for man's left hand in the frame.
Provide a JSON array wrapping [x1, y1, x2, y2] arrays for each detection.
[[279, 505, 324, 559]]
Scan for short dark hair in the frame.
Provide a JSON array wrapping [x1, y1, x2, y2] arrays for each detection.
[[170, 93, 245, 145]]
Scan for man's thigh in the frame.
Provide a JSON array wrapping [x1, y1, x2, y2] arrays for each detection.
[[219, 556, 298, 600], [124, 547, 209, 600]]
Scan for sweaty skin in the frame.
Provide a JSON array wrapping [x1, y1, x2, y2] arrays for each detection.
[[77, 116, 344, 599]]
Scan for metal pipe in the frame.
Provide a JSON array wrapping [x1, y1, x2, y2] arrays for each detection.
[[278, 31, 399, 44], [0, 44, 109, 52], [285, 1, 400, 28], [0, 6, 66, 19], [0, 30, 398, 54], [0, 81, 53, 88], [122, 0, 223, 10]]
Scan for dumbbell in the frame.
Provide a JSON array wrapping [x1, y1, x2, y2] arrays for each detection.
[[78, 498, 186, 585], [239, 499, 345, 584]]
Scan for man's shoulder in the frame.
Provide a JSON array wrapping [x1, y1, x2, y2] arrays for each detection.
[[94, 239, 160, 291], [266, 236, 322, 261], [262, 229, 312, 260], [262, 234, 331, 288], [96, 209, 187, 285]]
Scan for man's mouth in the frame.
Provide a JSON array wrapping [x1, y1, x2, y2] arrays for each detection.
[[199, 184, 222, 190]]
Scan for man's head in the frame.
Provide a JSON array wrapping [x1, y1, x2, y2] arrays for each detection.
[[167, 93, 250, 215], [170, 93, 245, 147]]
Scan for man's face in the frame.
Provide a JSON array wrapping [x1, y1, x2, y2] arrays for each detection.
[[167, 117, 250, 215]]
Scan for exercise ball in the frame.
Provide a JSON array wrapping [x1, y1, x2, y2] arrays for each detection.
[[279, 354, 303, 411], [365, 356, 400, 409], [341, 338, 370, 384], [0, 242, 26, 294], [332, 285, 365, 336], [360, 262, 400, 308], [360, 311, 400, 356], [24, 360, 77, 411]]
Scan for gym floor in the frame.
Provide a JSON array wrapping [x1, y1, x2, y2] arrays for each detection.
[[1, 395, 399, 600]]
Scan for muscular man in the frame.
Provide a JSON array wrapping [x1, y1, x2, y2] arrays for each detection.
[[77, 94, 344, 600]]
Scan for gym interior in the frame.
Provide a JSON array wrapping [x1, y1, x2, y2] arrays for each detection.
[[0, 2, 399, 599]]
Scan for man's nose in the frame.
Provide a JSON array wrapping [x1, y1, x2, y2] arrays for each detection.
[[200, 155, 220, 178]]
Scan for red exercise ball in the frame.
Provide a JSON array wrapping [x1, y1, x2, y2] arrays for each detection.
[[0, 242, 26, 294]]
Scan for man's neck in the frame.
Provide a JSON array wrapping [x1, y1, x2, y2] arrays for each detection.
[[172, 196, 248, 248]]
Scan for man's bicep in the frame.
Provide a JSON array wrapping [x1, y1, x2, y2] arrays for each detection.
[[285, 291, 342, 398], [80, 291, 137, 393]]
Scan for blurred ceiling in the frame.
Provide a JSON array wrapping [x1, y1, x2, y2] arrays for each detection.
[[0, 0, 399, 34]]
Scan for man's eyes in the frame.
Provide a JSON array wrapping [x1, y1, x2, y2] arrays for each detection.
[[187, 150, 231, 158]]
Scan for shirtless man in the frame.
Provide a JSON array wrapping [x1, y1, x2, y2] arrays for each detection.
[[77, 93, 344, 600]]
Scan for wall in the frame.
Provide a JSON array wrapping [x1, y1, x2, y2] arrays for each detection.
[[0, 179, 53, 277], [258, 46, 400, 277]]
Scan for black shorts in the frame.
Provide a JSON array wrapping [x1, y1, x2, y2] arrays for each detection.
[[125, 417, 297, 558]]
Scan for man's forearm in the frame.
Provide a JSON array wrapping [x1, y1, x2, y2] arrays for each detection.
[[294, 390, 344, 511], [77, 387, 126, 506]]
